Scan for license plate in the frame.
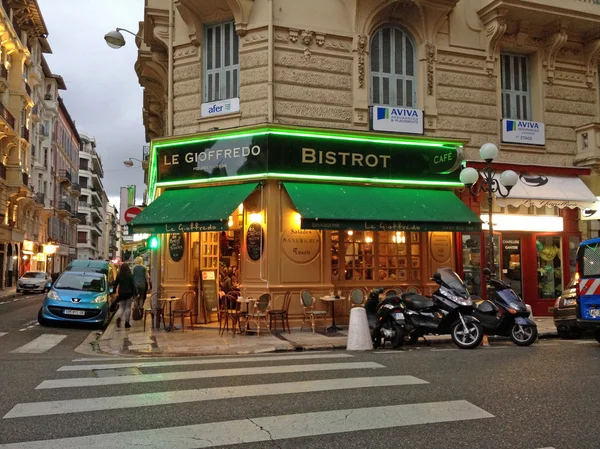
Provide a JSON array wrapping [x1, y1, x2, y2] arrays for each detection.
[[392, 312, 405, 321], [590, 309, 600, 318], [63, 309, 85, 316], [24, 285, 34, 288]]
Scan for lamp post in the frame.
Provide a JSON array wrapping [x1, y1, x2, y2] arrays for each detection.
[[459, 143, 518, 280], [123, 157, 148, 170], [104, 28, 140, 49]]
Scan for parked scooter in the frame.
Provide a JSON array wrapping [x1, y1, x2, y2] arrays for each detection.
[[365, 288, 406, 349], [472, 268, 538, 346], [401, 267, 483, 349]]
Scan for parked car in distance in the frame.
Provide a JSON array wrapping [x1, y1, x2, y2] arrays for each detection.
[[553, 276, 580, 339], [38, 269, 116, 328], [17, 271, 52, 294]]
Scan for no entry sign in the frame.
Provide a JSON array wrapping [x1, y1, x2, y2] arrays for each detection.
[[124, 206, 143, 223]]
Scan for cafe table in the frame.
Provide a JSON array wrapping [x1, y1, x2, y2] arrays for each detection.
[[319, 295, 346, 333], [161, 297, 180, 332], [236, 297, 256, 333]]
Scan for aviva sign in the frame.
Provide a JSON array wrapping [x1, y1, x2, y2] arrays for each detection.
[[502, 119, 545, 145], [372, 105, 424, 134]]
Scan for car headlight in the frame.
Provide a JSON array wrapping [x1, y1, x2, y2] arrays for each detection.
[[92, 295, 108, 303], [47, 290, 61, 301], [564, 298, 577, 306]]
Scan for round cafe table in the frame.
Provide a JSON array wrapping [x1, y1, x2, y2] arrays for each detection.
[[319, 295, 346, 333], [236, 297, 256, 333], [161, 297, 180, 332]]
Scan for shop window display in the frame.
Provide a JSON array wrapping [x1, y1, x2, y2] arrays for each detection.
[[462, 234, 482, 297], [535, 235, 562, 299]]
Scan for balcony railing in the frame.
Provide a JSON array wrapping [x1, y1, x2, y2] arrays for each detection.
[[57, 200, 71, 212], [78, 201, 90, 208], [21, 126, 29, 141], [71, 183, 81, 192], [0, 162, 5, 180], [0, 101, 15, 129], [58, 169, 72, 183]]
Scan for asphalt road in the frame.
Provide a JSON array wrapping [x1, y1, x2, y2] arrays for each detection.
[[0, 298, 599, 448]]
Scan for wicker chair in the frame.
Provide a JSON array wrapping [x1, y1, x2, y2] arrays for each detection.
[[249, 293, 271, 336], [268, 291, 292, 333], [349, 288, 366, 307], [300, 290, 327, 334], [172, 291, 196, 332], [143, 291, 166, 331]]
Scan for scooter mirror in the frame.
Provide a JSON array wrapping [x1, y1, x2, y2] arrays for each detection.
[[483, 267, 491, 276], [432, 272, 442, 283]]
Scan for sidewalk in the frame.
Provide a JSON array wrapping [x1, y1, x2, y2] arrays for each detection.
[[0, 287, 19, 302], [94, 310, 559, 357]]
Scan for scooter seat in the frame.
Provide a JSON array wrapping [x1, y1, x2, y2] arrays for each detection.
[[403, 294, 434, 310]]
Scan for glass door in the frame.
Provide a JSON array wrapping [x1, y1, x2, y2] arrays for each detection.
[[534, 234, 563, 308], [501, 235, 522, 298]]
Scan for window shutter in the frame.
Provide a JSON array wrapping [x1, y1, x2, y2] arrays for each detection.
[[203, 21, 240, 103], [501, 53, 531, 121]]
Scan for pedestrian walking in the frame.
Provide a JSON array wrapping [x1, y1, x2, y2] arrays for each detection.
[[133, 256, 149, 307], [113, 263, 137, 329]]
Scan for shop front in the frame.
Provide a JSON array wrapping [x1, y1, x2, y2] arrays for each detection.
[[130, 125, 481, 326], [459, 163, 595, 316]]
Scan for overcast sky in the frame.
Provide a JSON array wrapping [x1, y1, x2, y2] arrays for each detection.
[[37, 0, 146, 211]]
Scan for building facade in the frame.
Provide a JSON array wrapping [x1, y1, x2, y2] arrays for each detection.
[[104, 203, 121, 262], [76, 132, 108, 261], [135, 0, 600, 318]]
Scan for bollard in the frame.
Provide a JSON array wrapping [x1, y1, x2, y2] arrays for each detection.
[[346, 307, 373, 351]]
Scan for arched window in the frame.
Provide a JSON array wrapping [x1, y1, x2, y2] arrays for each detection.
[[370, 26, 416, 108]]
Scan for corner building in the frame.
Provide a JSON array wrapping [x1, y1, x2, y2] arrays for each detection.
[[134, 0, 600, 321]]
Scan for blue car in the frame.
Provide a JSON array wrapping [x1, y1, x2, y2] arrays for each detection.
[[38, 270, 116, 328], [576, 237, 600, 343]]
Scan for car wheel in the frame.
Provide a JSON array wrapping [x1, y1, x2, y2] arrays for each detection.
[[37, 308, 48, 326], [594, 330, 600, 344], [557, 328, 580, 340]]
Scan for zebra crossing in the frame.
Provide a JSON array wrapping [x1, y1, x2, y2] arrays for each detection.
[[2, 332, 69, 354], [0, 351, 498, 448]]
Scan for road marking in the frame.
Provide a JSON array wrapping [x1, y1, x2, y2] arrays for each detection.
[[37, 362, 385, 389], [11, 334, 67, 354], [0, 297, 24, 306], [0, 332, 7, 338], [430, 348, 459, 352], [58, 353, 353, 371], [0, 400, 493, 448], [19, 320, 39, 332], [6, 375, 427, 418], [70, 351, 336, 363]]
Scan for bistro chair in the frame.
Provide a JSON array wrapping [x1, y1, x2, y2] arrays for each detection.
[[143, 290, 166, 331], [172, 291, 196, 332], [268, 291, 292, 333], [406, 286, 422, 294], [300, 289, 327, 334], [223, 294, 246, 337], [349, 288, 365, 308], [249, 293, 271, 336], [384, 288, 400, 297], [218, 294, 237, 336]]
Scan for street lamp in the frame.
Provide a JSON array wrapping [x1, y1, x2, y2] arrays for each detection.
[[123, 157, 148, 169], [104, 28, 140, 49], [459, 143, 518, 279]]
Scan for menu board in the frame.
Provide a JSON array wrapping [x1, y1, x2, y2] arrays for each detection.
[[200, 269, 218, 312], [169, 233, 185, 262], [246, 223, 264, 261]]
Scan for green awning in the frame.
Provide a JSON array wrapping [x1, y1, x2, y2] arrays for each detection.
[[284, 182, 481, 232], [129, 183, 258, 234]]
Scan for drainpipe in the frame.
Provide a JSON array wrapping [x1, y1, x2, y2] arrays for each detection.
[[267, 0, 274, 123]]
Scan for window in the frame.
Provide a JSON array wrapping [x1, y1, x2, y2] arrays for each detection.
[[501, 53, 531, 120], [370, 26, 416, 108], [80, 159, 88, 170], [203, 21, 239, 103], [78, 231, 87, 244]]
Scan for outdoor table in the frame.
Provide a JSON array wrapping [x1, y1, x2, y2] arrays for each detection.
[[237, 297, 256, 333], [161, 297, 180, 332], [319, 295, 346, 333]]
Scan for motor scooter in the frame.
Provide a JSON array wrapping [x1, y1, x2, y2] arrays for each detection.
[[401, 267, 483, 349], [472, 268, 538, 346], [365, 288, 406, 349]]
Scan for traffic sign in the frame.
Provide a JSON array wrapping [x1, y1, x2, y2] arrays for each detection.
[[124, 206, 143, 223]]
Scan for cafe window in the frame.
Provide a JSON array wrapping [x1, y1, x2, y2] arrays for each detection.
[[501, 53, 531, 120], [535, 235, 562, 299], [370, 25, 416, 108], [203, 20, 239, 103], [331, 231, 421, 283]]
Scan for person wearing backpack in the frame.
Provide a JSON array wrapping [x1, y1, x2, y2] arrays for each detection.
[[113, 263, 137, 329]]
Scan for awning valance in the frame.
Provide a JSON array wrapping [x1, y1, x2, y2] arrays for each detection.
[[129, 183, 258, 234], [283, 182, 481, 232], [494, 174, 596, 209]]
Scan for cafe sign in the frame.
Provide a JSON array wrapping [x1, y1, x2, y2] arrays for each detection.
[[281, 229, 321, 263], [153, 128, 463, 187], [301, 219, 481, 233], [132, 221, 228, 235]]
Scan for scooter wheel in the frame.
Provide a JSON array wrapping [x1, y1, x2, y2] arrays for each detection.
[[391, 324, 404, 349], [451, 320, 483, 349], [509, 323, 538, 346], [371, 327, 382, 349]]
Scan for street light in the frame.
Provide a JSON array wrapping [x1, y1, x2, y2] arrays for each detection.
[[459, 143, 518, 279], [104, 28, 140, 49], [123, 157, 148, 169]]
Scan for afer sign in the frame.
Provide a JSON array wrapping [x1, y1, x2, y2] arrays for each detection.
[[502, 119, 545, 145], [201, 97, 240, 118], [372, 106, 424, 135]]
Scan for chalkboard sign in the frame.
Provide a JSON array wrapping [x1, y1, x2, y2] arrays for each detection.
[[246, 223, 264, 261], [169, 233, 185, 262], [200, 269, 219, 313]]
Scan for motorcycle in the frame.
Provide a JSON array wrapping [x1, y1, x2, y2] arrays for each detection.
[[472, 269, 538, 346], [401, 267, 483, 349], [365, 288, 406, 349]]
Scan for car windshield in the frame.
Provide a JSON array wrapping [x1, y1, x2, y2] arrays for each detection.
[[22, 272, 46, 279], [438, 267, 469, 296], [54, 272, 106, 292]]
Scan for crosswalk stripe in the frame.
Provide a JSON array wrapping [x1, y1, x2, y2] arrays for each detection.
[[70, 351, 336, 363], [0, 400, 493, 448], [0, 332, 7, 338], [5, 375, 428, 418], [37, 361, 384, 389], [58, 353, 354, 371], [10, 334, 67, 354]]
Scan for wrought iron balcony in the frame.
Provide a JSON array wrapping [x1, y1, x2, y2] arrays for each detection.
[[0, 101, 15, 129], [58, 169, 72, 184], [57, 200, 71, 213], [78, 201, 90, 208], [71, 183, 81, 192]]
